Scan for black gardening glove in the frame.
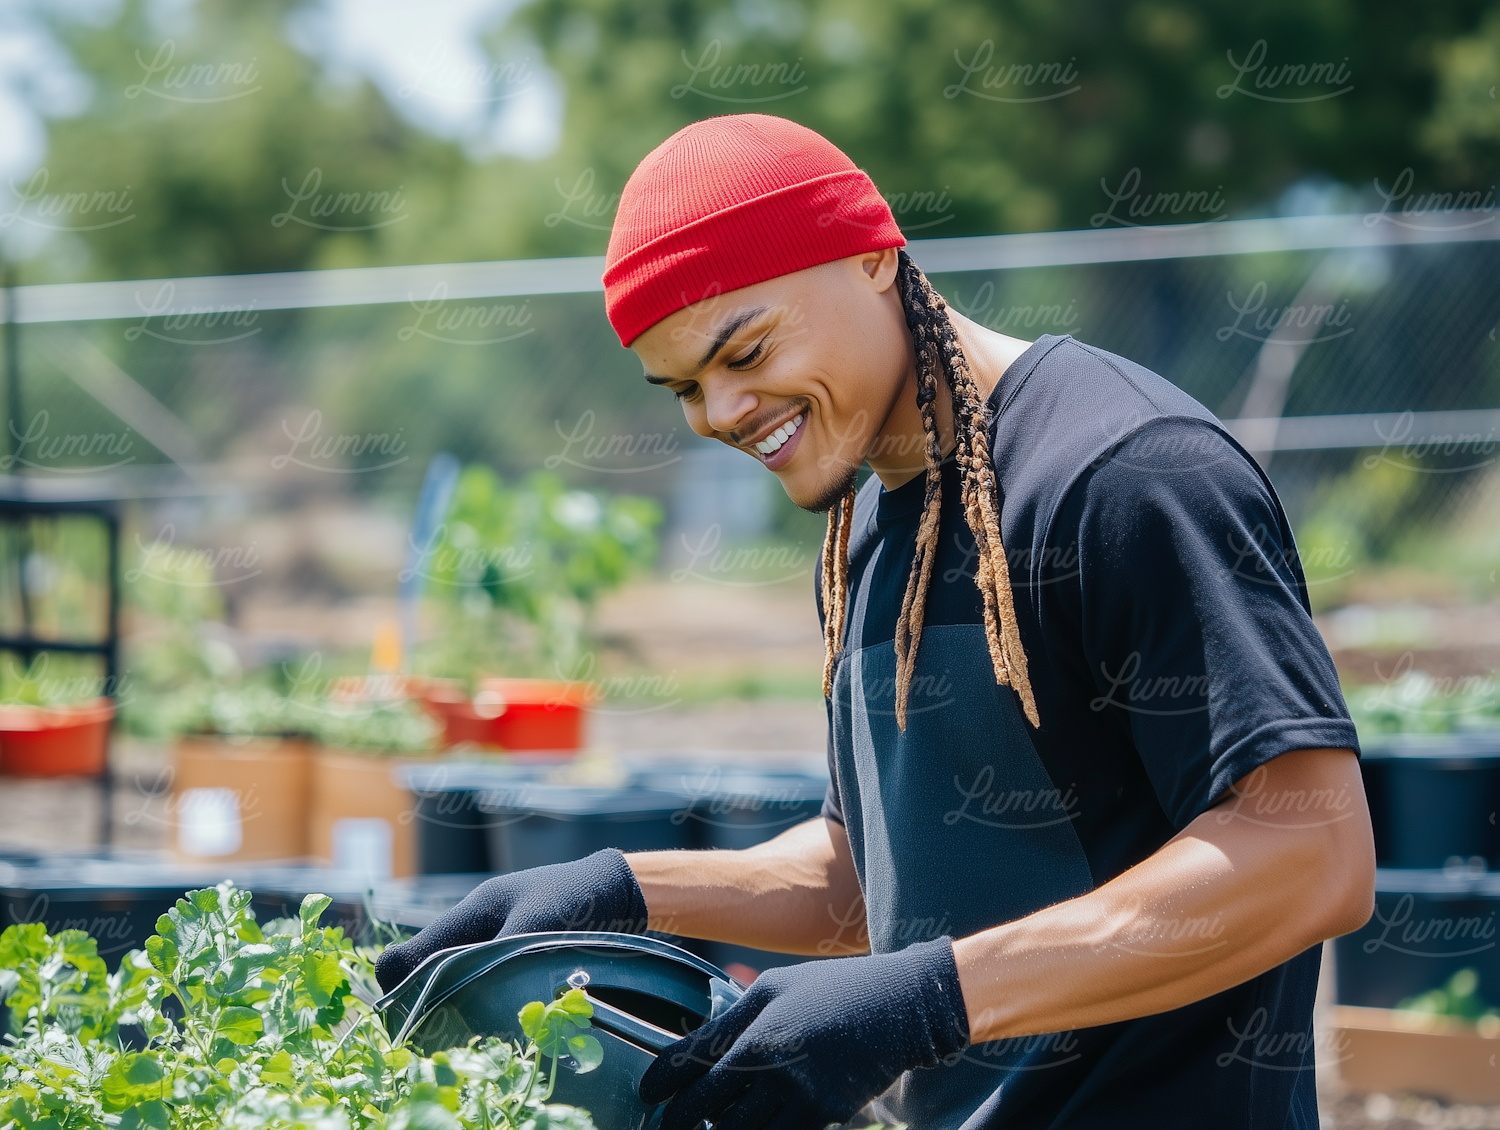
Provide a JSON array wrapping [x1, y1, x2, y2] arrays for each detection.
[[638, 937, 969, 1130], [374, 849, 649, 993]]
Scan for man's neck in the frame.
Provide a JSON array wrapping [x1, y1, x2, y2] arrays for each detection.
[[867, 314, 1034, 490]]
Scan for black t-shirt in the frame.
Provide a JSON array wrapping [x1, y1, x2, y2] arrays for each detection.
[[818, 335, 1356, 1129]]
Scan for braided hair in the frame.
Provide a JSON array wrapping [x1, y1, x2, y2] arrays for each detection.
[[820, 250, 1039, 731]]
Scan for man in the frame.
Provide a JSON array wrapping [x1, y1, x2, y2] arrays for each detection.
[[379, 115, 1374, 1129]]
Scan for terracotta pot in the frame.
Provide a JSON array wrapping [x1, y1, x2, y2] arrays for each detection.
[[1333, 1005, 1500, 1103], [308, 748, 426, 879], [170, 736, 312, 861], [420, 678, 595, 754], [0, 699, 114, 777]]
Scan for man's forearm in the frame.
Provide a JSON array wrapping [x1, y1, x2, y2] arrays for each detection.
[[625, 816, 867, 956], [953, 747, 1375, 1043]]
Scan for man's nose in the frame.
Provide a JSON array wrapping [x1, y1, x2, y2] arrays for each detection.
[[703, 380, 760, 440]]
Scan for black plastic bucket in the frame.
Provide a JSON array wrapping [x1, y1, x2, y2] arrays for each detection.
[[634, 766, 828, 852], [398, 763, 544, 875], [377, 931, 743, 1129], [1334, 867, 1500, 1009], [476, 785, 694, 873], [1360, 733, 1500, 869]]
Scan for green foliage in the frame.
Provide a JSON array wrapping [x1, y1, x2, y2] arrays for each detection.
[[0, 884, 599, 1130], [414, 466, 660, 677], [1397, 967, 1500, 1025], [1347, 669, 1500, 736], [0, 651, 111, 707], [304, 701, 441, 755]]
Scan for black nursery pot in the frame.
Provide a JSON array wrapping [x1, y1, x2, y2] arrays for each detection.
[[1360, 733, 1500, 870], [1334, 868, 1500, 1009], [633, 767, 829, 852], [476, 785, 695, 873], [398, 763, 545, 876]]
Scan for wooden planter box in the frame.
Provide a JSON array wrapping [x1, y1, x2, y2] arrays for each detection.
[[171, 736, 312, 861], [1333, 1005, 1500, 1103], [309, 748, 427, 879]]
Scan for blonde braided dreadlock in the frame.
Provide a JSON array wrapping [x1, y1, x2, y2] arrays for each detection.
[[820, 250, 1039, 731]]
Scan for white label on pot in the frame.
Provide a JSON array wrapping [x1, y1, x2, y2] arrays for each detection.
[[332, 817, 393, 881], [178, 788, 243, 857]]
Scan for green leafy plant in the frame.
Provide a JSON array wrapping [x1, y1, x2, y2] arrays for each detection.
[[415, 466, 660, 678], [159, 685, 309, 741], [1397, 967, 1500, 1031], [304, 701, 442, 755], [1347, 669, 1500, 736], [0, 884, 598, 1129]]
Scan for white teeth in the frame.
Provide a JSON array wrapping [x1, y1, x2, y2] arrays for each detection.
[[755, 413, 804, 457]]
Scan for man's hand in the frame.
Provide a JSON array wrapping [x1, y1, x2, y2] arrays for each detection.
[[638, 939, 969, 1130], [374, 849, 648, 993]]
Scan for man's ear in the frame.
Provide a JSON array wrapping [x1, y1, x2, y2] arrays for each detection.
[[857, 246, 901, 292]]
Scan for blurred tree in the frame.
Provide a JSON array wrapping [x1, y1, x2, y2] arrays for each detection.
[[13, 0, 1498, 281], [24, 0, 470, 282]]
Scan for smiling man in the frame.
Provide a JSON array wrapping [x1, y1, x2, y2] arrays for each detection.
[[378, 115, 1374, 1129]]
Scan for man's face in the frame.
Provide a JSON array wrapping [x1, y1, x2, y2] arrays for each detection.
[[631, 250, 911, 512]]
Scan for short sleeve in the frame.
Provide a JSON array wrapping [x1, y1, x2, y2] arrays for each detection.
[[1061, 417, 1358, 829]]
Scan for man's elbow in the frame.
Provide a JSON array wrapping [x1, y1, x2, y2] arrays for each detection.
[[1308, 818, 1376, 941]]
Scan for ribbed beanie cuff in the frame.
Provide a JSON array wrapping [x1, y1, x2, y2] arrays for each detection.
[[603, 115, 905, 346]]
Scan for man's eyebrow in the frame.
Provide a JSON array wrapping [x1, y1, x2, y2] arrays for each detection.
[[641, 304, 771, 386], [695, 305, 768, 372]]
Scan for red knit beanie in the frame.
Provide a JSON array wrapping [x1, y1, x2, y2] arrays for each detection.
[[603, 115, 905, 347]]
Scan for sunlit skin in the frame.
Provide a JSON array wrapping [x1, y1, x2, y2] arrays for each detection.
[[631, 247, 1032, 499], [625, 247, 1374, 1043]]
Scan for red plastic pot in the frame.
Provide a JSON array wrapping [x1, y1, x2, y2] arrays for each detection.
[[0, 698, 115, 777], [421, 678, 594, 754]]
